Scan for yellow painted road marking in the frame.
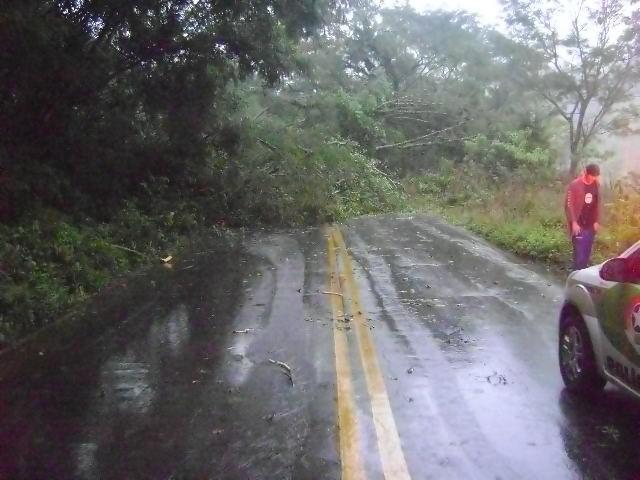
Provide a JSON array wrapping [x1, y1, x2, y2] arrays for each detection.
[[327, 229, 366, 480], [332, 227, 412, 480]]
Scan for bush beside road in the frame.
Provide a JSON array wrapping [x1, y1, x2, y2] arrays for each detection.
[[407, 170, 640, 270]]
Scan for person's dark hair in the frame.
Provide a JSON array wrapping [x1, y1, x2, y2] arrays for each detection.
[[585, 163, 600, 176]]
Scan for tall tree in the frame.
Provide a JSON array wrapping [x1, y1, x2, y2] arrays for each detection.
[[340, 7, 543, 173], [0, 0, 357, 219], [501, 0, 640, 175]]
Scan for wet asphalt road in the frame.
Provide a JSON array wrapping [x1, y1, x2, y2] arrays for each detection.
[[2, 214, 640, 480]]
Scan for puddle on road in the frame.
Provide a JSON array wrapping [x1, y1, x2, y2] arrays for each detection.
[[148, 304, 191, 356], [72, 303, 197, 475], [100, 355, 154, 414]]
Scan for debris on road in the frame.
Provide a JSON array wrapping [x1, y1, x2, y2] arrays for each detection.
[[407, 367, 414, 374], [600, 425, 621, 442], [486, 371, 508, 385], [233, 328, 254, 334], [323, 291, 343, 297], [269, 359, 294, 386], [446, 327, 462, 336]]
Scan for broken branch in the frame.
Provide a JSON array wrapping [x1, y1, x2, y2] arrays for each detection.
[[269, 359, 294, 386], [375, 122, 465, 151], [256, 137, 278, 151], [106, 242, 147, 258]]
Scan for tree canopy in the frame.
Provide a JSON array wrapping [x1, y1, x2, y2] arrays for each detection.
[[0, 0, 358, 219], [501, 0, 640, 174]]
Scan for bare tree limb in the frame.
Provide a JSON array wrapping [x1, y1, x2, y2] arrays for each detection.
[[253, 108, 269, 122], [375, 122, 465, 151], [257, 137, 278, 151], [385, 135, 474, 150]]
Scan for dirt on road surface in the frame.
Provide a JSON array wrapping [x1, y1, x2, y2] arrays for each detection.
[[2, 214, 640, 479]]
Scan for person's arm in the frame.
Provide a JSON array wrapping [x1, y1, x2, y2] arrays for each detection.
[[566, 184, 581, 235], [594, 186, 601, 231]]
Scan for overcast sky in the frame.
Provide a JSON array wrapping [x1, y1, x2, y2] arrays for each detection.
[[380, 0, 506, 28]]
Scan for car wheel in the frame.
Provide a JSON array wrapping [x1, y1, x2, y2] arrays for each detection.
[[559, 311, 606, 394]]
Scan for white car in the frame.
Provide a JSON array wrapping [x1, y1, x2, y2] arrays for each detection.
[[559, 241, 640, 396]]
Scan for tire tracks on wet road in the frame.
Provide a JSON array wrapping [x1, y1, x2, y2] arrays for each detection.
[[327, 226, 411, 480]]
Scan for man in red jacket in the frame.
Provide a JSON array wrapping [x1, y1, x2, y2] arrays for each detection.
[[565, 163, 601, 270]]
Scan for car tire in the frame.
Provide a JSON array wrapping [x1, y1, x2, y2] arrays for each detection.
[[559, 311, 606, 395]]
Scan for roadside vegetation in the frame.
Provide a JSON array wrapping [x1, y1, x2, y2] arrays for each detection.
[[405, 135, 572, 266], [2, 0, 639, 343], [407, 159, 640, 269]]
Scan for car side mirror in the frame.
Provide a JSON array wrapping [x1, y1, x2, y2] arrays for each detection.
[[599, 257, 640, 283]]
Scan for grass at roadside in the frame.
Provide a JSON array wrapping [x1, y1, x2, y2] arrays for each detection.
[[406, 171, 640, 270], [0, 203, 231, 345]]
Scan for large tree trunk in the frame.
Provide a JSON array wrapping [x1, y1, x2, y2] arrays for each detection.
[[568, 106, 587, 177], [568, 120, 582, 177], [569, 149, 580, 177]]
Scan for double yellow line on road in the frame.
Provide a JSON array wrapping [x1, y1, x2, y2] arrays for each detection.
[[326, 226, 411, 480]]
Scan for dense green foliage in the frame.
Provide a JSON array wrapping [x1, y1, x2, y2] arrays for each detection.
[[599, 174, 640, 260], [1, 0, 356, 221], [0, 195, 230, 340]]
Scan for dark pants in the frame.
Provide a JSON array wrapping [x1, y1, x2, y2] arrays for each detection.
[[572, 228, 595, 270]]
